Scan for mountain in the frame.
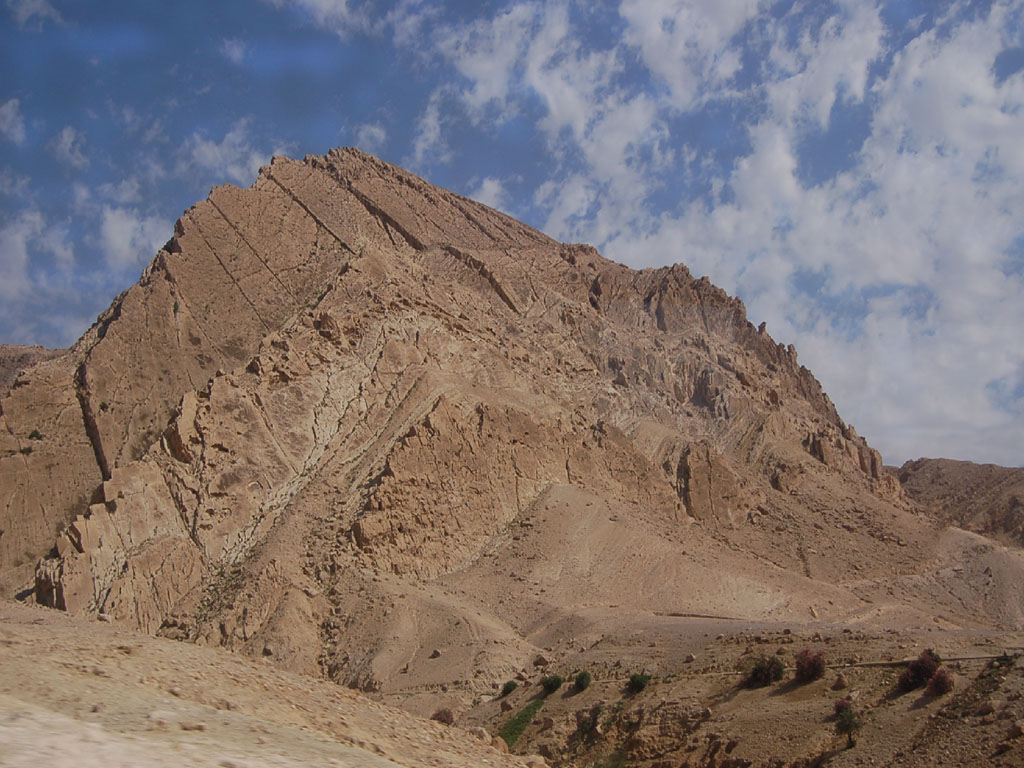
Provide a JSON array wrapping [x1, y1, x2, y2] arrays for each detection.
[[2, 148, 1023, 767], [0, 344, 61, 393], [898, 458, 1024, 546]]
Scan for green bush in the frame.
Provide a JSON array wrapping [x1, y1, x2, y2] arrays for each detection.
[[627, 672, 651, 693], [540, 675, 563, 695], [575, 670, 592, 691], [835, 706, 862, 749], [500, 680, 518, 697], [499, 699, 545, 748], [748, 655, 785, 687], [27, 429, 42, 440]]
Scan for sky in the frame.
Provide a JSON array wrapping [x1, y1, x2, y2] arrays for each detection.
[[1, 0, 1022, 467]]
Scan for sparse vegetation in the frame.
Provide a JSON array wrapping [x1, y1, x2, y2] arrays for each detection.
[[833, 697, 853, 717], [575, 670, 592, 691], [747, 655, 785, 687], [500, 680, 518, 697], [430, 707, 454, 725], [19, 446, 32, 455], [898, 648, 942, 692], [794, 649, 826, 683], [627, 672, 651, 693], [835, 705, 862, 748], [499, 698, 545, 747], [540, 674, 564, 695], [27, 429, 42, 441], [926, 667, 954, 696], [173, 300, 180, 315]]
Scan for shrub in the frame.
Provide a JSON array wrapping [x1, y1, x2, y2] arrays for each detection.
[[794, 649, 826, 683], [499, 699, 545, 748], [575, 670, 592, 691], [430, 708, 455, 725], [27, 429, 42, 440], [898, 649, 942, 692], [835, 706, 862, 749], [540, 674, 564, 695], [627, 672, 652, 693], [926, 667, 954, 696], [500, 680, 518, 697], [747, 655, 785, 687], [833, 697, 853, 717]]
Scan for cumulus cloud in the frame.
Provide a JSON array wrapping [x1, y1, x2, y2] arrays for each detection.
[[262, 0, 433, 39], [181, 119, 270, 186], [0, 208, 73, 301], [619, 0, 764, 108], [0, 168, 29, 197], [261, 0, 369, 36], [409, 89, 451, 168], [0, 99, 26, 144], [99, 205, 169, 271], [354, 122, 387, 154], [469, 176, 508, 210], [6, 0, 60, 27], [220, 38, 247, 65], [436, 3, 538, 120], [50, 126, 88, 170]]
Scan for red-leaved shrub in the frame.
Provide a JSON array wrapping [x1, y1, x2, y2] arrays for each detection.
[[430, 708, 455, 725], [926, 668, 954, 696], [795, 649, 826, 683], [898, 649, 942, 692]]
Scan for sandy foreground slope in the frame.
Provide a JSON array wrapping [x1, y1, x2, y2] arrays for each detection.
[[0, 600, 534, 768]]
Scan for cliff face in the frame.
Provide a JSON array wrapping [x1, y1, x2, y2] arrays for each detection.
[[3, 149, 1021, 715]]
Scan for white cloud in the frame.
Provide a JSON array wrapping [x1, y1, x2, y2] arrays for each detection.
[[437, 3, 538, 119], [0, 209, 74, 301], [99, 205, 169, 271], [98, 178, 142, 204], [0, 210, 39, 300], [6, 0, 60, 27], [0, 167, 29, 197], [50, 126, 88, 170], [469, 176, 507, 210], [619, 0, 765, 109], [0, 99, 26, 144], [182, 119, 270, 186], [220, 38, 247, 65], [263, 0, 433, 40], [354, 122, 387, 154], [261, 0, 368, 36], [764, 0, 885, 130], [409, 89, 451, 168]]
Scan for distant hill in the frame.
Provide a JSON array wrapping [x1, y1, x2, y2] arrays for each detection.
[[899, 457, 1024, 546]]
